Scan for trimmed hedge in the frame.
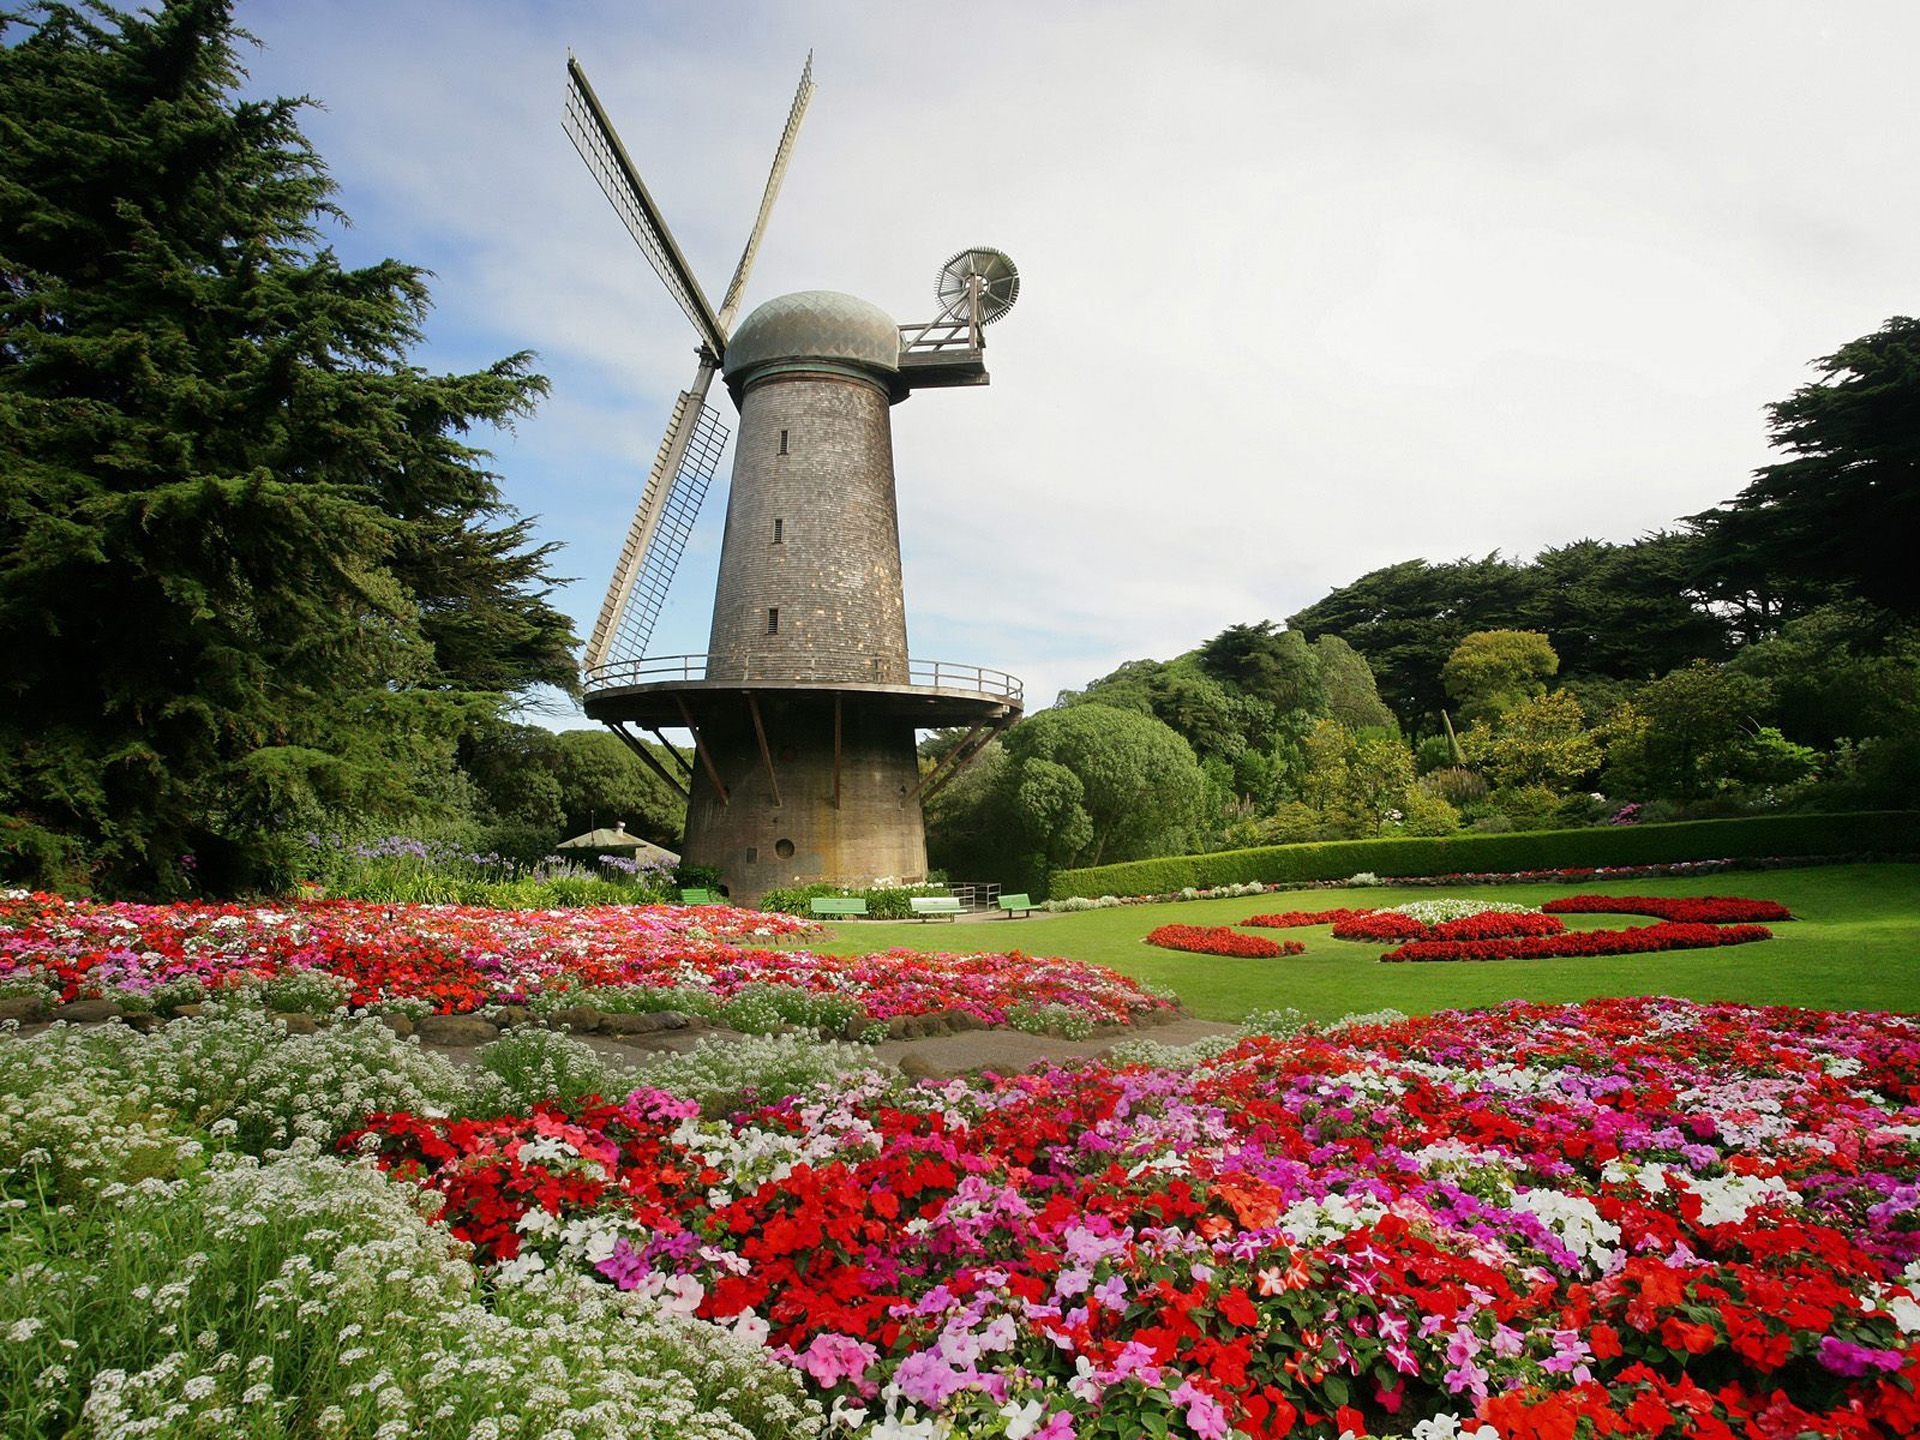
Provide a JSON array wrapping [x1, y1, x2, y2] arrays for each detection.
[[1046, 811, 1920, 901]]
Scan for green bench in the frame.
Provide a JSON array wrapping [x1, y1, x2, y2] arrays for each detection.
[[997, 892, 1037, 917], [679, 888, 718, 905], [908, 895, 963, 921], [809, 896, 871, 919]]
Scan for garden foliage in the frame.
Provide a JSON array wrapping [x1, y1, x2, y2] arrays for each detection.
[[0, 2, 576, 893], [1049, 809, 1920, 899]]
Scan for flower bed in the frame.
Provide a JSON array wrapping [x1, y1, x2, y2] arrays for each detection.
[[350, 997, 1920, 1438], [1542, 894, 1795, 923], [0, 893, 1175, 1031], [1243, 908, 1375, 929], [1382, 920, 1776, 963], [1331, 910, 1568, 944], [1146, 924, 1303, 958]]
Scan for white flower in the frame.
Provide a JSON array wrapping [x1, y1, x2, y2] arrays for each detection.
[[1000, 1398, 1045, 1439]]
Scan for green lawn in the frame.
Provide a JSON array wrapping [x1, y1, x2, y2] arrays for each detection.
[[802, 863, 1920, 1023]]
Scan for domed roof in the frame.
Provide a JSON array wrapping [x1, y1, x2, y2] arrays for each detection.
[[724, 290, 899, 379]]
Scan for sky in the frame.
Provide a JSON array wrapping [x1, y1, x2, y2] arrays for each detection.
[[234, 0, 1920, 725]]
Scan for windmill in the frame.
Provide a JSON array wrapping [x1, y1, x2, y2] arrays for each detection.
[[565, 55, 1024, 904]]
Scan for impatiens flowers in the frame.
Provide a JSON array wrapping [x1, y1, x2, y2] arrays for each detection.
[[1147, 925, 1303, 958], [0, 893, 1175, 1030], [354, 996, 1920, 1439], [1236, 894, 1793, 965]]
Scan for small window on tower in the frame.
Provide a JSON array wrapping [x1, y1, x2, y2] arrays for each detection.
[[772, 517, 783, 544], [778, 428, 789, 455], [767, 607, 779, 635]]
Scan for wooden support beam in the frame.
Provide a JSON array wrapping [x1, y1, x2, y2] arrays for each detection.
[[606, 722, 689, 802], [831, 692, 842, 810], [744, 693, 782, 808], [903, 721, 986, 805], [918, 709, 1016, 806], [673, 694, 729, 805], [646, 726, 695, 781]]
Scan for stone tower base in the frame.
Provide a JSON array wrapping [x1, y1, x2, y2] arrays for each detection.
[[680, 693, 927, 905]]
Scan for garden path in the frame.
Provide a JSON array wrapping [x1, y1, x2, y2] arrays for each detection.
[[417, 1012, 1237, 1079]]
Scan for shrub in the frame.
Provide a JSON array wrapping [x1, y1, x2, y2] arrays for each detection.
[[1419, 766, 1490, 806], [1397, 788, 1463, 836], [1046, 810, 1920, 899], [756, 882, 944, 920]]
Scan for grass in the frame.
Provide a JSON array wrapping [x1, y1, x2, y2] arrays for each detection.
[[802, 862, 1920, 1024]]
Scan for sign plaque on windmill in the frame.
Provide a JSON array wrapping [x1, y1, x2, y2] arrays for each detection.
[[565, 55, 1024, 904]]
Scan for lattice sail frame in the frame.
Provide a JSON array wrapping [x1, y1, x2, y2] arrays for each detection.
[[587, 376, 729, 670]]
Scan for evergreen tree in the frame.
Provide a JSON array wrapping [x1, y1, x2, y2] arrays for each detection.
[[0, 2, 576, 890], [1694, 317, 1920, 620]]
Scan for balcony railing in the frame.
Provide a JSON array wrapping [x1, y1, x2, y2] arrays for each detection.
[[583, 652, 1023, 704]]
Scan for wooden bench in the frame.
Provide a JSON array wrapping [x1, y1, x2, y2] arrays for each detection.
[[679, 888, 717, 905], [997, 892, 1037, 917], [809, 896, 870, 919], [908, 895, 963, 921]]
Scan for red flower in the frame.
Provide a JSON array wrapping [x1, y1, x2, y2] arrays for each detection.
[[1145, 924, 1302, 958], [1542, 894, 1793, 923]]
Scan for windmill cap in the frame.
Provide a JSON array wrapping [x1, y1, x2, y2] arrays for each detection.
[[724, 290, 900, 380]]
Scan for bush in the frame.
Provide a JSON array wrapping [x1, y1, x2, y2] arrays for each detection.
[[1045, 810, 1920, 899], [756, 882, 944, 920], [1418, 766, 1489, 807], [1396, 789, 1462, 837]]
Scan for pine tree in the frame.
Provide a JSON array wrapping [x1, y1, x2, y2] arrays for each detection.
[[0, 1, 577, 891]]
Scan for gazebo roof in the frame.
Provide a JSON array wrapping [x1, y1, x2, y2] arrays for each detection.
[[555, 824, 679, 865]]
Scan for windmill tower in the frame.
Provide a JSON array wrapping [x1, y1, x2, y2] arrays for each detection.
[[564, 57, 1023, 903]]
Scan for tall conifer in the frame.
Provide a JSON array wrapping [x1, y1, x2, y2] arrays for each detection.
[[0, 1, 576, 890]]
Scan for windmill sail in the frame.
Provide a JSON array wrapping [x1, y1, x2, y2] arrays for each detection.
[[718, 53, 814, 331], [564, 58, 727, 357], [585, 368, 730, 673], [567, 52, 814, 677]]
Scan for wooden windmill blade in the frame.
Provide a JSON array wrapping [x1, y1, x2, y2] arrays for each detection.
[[563, 55, 726, 356], [717, 52, 814, 333], [566, 52, 814, 678]]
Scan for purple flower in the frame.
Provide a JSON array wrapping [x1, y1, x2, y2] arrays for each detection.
[[595, 1237, 648, 1290], [1815, 1336, 1906, 1377]]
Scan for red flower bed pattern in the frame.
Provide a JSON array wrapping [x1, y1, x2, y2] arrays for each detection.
[[353, 997, 1920, 1439], [1243, 909, 1375, 929], [1329, 910, 1569, 944], [1543, 894, 1795, 923], [1146, 924, 1301, 958], [1383, 920, 1776, 963]]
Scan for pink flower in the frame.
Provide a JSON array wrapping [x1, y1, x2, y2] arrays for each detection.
[[1170, 1380, 1230, 1440], [796, 1332, 879, 1391]]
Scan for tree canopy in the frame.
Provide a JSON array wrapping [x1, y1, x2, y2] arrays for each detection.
[[1441, 630, 1560, 726], [1694, 316, 1920, 620], [0, 1, 577, 890]]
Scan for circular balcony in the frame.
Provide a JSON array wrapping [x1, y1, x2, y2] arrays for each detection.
[[582, 652, 1024, 729]]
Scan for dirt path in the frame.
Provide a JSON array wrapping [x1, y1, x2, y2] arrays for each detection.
[[530, 1013, 1238, 1080], [14, 1003, 1238, 1082]]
